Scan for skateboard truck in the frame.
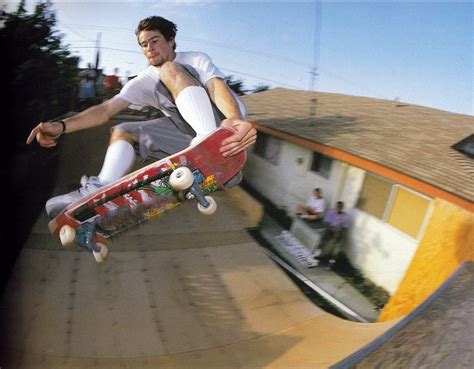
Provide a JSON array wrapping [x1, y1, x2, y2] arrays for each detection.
[[75, 223, 100, 253], [169, 166, 217, 215], [59, 222, 108, 263], [186, 184, 210, 208]]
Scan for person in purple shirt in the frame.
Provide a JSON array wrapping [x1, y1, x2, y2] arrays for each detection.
[[319, 201, 350, 268]]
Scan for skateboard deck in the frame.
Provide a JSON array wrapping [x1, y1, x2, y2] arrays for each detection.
[[48, 127, 246, 262]]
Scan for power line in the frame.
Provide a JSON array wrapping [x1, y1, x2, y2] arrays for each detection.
[[221, 68, 300, 90], [179, 35, 311, 69], [59, 20, 380, 96], [69, 46, 142, 55], [62, 22, 312, 69], [67, 44, 297, 88], [56, 20, 95, 42]]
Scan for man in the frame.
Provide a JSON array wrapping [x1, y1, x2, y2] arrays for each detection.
[[319, 201, 350, 267], [26, 16, 256, 218], [297, 188, 326, 220]]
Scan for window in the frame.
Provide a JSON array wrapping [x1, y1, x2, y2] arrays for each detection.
[[357, 173, 393, 219], [452, 134, 474, 158], [253, 133, 281, 165], [357, 172, 431, 239], [310, 152, 333, 178], [387, 187, 431, 239]]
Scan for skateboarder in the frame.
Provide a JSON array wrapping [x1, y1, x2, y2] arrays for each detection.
[[26, 16, 256, 218]]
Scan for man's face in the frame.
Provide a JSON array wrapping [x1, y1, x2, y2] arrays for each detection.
[[138, 30, 175, 66]]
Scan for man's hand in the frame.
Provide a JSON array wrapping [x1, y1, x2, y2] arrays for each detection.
[[219, 118, 257, 157], [26, 121, 64, 148]]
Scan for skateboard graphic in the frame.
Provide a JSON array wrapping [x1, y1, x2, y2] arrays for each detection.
[[48, 127, 246, 263]]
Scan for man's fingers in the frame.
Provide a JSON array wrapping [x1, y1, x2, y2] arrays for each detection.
[[26, 124, 41, 144], [221, 125, 255, 146], [26, 121, 62, 147], [221, 129, 255, 149], [219, 118, 257, 157], [221, 135, 256, 157], [221, 127, 256, 148]]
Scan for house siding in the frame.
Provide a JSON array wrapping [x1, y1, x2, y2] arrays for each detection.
[[245, 143, 428, 294]]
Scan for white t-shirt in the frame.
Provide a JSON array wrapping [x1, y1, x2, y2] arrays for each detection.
[[307, 196, 325, 213], [117, 51, 245, 115]]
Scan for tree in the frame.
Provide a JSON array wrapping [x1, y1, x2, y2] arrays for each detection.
[[1, 0, 80, 294], [224, 75, 247, 96], [2, 0, 80, 144], [251, 84, 270, 94]]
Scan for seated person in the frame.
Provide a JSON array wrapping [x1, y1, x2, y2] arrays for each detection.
[[319, 201, 350, 267], [296, 188, 325, 220]]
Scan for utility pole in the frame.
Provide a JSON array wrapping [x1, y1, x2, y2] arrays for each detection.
[[309, 2, 322, 116], [95, 32, 102, 72]]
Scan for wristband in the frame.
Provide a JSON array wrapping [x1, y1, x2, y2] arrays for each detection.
[[58, 120, 66, 137]]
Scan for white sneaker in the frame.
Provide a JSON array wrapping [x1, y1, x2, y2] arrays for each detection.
[[45, 175, 103, 218]]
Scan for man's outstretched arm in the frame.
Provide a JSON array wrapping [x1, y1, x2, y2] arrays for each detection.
[[206, 77, 257, 157], [26, 96, 130, 147]]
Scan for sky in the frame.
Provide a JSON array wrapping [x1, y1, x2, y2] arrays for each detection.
[[4, 1, 473, 115]]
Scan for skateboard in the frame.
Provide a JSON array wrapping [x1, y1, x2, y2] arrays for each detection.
[[48, 127, 246, 263]]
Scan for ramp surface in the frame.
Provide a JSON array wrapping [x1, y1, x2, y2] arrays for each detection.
[[2, 117, 469, 368], [1, 228, 395, 368]]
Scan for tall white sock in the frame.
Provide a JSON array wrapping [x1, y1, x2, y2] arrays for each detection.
[[98, 140, 135, 184], [175, 86, 217, 139]]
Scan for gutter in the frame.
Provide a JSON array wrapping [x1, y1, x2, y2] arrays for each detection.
[[253, 122, 473, 212]]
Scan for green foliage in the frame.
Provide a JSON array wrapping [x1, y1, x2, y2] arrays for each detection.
[[333, 254, 390, 309], [251, 84, 270, 94], [2, 0, 80, 143], [224, 75, 247, 96]]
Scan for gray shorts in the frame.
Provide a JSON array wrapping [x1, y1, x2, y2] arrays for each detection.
[[112, 117, 195, 161], [113, 64, 227, 162]]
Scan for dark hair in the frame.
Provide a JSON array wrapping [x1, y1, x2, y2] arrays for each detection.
[[135, 16, 178, 49]]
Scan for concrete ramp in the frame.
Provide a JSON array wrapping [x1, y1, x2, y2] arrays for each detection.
[[2, 117, 468, 368], [0, 210, 395, 368]]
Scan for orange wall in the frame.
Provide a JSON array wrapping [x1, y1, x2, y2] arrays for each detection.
[[378, 199, 474, 321]]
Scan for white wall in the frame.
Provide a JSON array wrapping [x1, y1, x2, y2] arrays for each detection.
[[244, 141, 343, 214], [244, 141, 421, 295], [347, 209, 419, 295]]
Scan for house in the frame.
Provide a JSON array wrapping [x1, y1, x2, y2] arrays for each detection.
[[241, 88, 473, 318]]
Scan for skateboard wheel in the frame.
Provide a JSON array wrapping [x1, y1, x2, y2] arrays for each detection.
[[59, 225, 76, 246], [197, 196, 217, 215], [169, 167, 194, 191], [92, 243, 108, 263]]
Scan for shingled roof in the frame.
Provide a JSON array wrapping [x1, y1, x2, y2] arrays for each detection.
[[242, 88, 474, 203]]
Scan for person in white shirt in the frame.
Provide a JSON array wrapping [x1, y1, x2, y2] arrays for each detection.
[[297, 188, 326, 221], [26, 16, 257, 218]]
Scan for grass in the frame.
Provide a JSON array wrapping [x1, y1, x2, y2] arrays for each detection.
[[329, 254, 389, 309]]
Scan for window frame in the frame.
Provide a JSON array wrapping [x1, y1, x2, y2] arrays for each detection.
[[253, 132, 281, 165], [384, 184, 432, 240], [357, 172, 432, 240], [310, 152, 333, 178]]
